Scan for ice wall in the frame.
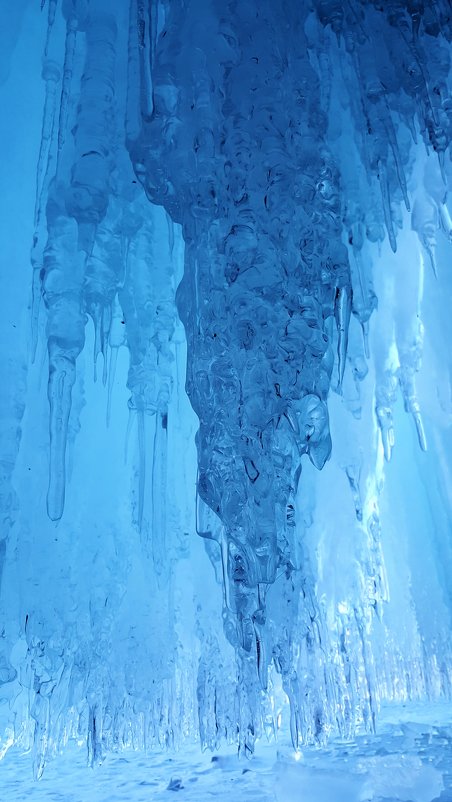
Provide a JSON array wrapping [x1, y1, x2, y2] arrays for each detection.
[[0, 0, 452, 776]]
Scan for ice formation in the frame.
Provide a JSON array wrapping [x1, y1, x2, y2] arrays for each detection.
[[1, 0, 452, 779]]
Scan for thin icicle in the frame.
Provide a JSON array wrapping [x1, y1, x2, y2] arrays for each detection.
[[166, 212, 174, 258], [107, 297, 126, 426], [378, 160, 397, 253], [47, 351, 76, 521], [384, 112, 410, 212], [106, 347, 118, 426], [126, 0, 141, 143], [149, 0, 158, 65], [345, 464, 363, 522], [335, 285, 352, 390], [151, 411, 168, 574], [91, 302, 103, 383], [44, 0, 58, 58], [439, 202, 452, 239], [137, 0, 153, 121], [137, 408, 146, 530], [56, 15, 78, 175], [124, 407, 135, 465], [31, 60, 61, 362], [254, 621, 268, 691], [411, 195, 439, 278], [34, 60, 60, 228], [101, 304, 111, 386], [361, 320, 370, 360], [42, 189, 85, 522], [30, 257, 43, 364]]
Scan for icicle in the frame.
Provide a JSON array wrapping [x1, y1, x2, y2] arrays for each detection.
[[384, 112, 410, 212], [30, 254, 44, 364], [56, 15, 78, 175], [375, 367, 397, 464], [378, 160, 397, 253], [31, 59, 61, 362], [91, 303, 102, 382], [287, 680, 301, 751], [137, 408, 146, 530], [166, 211, 174, 258], [399, 337, 428, 453], [31, 692, 50, 780], [437, 149, 447, 184], [425, 242, 438, 278], [376, 408, 395, 462], [87, 705, 103, 767], [151, 411, 168, 574], [35, 61, 60, 228], [65, 369, 85, 485], [124, 406, 135, 464], [101, 304, 111, 385], [348, 245, 377, 362], [439, 201, 452, 240], [42, 190, 85, 521], [254, 622, 268, 691], [149, 0, 158, 64], [411, 195, 439, 278], [137, 0, 153, 121], [345, 464, 363, 521], [83, 198, 126, 386], [47, 350, 76, 521], [106, 347, 118, 426], [361, 320, 370, 359], [44, 0, 58, 58], [334, 285, 352, 390], [106, 297, 126, 426], [412, 406, 427, 452], [126, 0, 141, 143]]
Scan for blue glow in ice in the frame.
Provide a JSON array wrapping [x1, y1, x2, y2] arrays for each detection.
[[0, 0, 452, 786]]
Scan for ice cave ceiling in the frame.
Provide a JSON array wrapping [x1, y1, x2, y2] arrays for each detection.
[[1, 0, 452, 779]]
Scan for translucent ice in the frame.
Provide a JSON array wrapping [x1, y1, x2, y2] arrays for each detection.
[[0, 0, 452, 775]]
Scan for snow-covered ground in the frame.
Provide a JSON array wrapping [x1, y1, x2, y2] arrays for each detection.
[[1, 704, 451, 802]]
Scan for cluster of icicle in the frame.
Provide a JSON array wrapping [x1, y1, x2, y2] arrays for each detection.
[[27, 0, 452, 758], [129, 0, 452, 749], [32, 0, 177, 527], [131, 0, 353, 751]]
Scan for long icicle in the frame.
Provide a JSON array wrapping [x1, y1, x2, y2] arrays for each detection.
[[31, 58, 60, 361], [56, 14, 78, 176]]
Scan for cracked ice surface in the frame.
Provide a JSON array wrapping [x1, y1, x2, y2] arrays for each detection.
[[1, 0, 452, 779]]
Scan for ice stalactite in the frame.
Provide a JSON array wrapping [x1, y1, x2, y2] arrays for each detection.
[[41, 0, 119, 519], [56, 12, 78, 170], [36, 0, 178, 530], [31, 57, 60, 361], [132, 0, 355, 747], [118, 193, 176, 558], [43, 193, 86, 520], [83, 188, 125, 384]]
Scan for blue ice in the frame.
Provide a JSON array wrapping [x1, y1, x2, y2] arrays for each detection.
[[0, 1, 452, 798]]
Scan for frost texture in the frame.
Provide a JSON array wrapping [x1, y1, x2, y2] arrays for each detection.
[[1, 0, 452, 776]]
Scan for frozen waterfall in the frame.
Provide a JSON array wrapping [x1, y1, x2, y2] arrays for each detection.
[[1, 0, 452, 796]]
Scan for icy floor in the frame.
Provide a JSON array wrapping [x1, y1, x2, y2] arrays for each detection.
[[1, 704, 452, 802]]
